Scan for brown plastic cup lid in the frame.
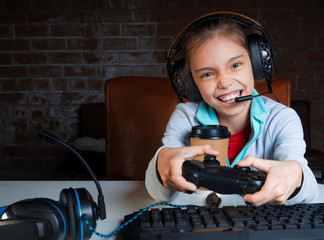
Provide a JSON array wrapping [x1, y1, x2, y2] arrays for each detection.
[[190, 125, 231, 139]]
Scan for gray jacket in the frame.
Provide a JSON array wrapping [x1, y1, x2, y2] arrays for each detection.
[[145, 94, 319, 205]]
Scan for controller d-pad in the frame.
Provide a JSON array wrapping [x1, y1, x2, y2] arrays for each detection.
[[244, 176, 253, 181]]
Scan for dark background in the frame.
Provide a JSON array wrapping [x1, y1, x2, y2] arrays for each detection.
[[0, 0, 323, 179]]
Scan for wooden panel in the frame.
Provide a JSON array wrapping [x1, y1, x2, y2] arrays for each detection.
[[255, 77, 291, 107]]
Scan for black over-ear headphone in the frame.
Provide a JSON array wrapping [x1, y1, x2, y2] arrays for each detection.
[[165, 11, 278, 102], [0, 131, 106, 240]]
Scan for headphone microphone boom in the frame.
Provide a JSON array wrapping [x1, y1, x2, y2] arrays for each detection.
[[235, 95, 257, 102], [0, 131, 106, 240], [38, 131, 106, 221], [234, 90, 273, 103]]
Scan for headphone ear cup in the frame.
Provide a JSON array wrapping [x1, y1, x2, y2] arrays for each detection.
[[168, 58, 186, 101], [169, 58, 202, 102], [186, 73, 203, 102], [247, 34, 273, 81], [60, 188, 98, 240]]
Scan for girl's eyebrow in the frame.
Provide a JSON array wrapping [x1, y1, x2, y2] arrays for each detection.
[[194, 54, 245, 73], [194, 67, 215, 73], [227, 54, 244, 64]]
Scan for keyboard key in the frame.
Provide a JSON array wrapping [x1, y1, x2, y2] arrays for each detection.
[[173, 209, 187, 227], [202, 216, 216, 228], [187, 206, 197, 214], [190, 215, 204, 229], [232, 220, 245, 227], [161, 208, 175, 227], [209, 205, 219, 213], [249, 224, 269, 231], [151, 209, 163, 227], [139, 211, 150, 227], [217, 220, 230, 228], [270, 224, 284, 230], [284, 224, 298, 230], [299, 222, 313, 229]]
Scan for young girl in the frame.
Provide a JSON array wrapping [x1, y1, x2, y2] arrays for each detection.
[[145, 14, 318, 206]]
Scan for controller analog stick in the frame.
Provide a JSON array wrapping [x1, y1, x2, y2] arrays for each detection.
[[203, 154, 220, 168]]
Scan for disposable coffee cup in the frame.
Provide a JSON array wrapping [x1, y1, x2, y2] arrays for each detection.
[[190, 125, 231, 166]]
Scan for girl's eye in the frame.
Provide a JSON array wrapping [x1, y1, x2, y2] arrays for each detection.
[[202, 72, 213, 78], [232, 62, 241, 68]]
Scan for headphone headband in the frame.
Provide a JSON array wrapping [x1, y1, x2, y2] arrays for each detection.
[[166, 12, 263, 56], [166, 11, 276, 72]]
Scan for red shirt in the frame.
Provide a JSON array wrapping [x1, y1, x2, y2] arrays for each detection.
[[228, 122, 251, 164]]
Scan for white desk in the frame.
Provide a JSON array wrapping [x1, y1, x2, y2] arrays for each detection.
[[1, 181, 324, 240]]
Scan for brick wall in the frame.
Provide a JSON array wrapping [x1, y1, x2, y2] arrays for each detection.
[[0, 0, 323, 179]]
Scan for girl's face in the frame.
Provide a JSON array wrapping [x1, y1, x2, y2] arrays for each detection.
[[190, 34, 254, 121]]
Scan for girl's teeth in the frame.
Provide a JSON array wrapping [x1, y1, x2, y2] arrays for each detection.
[[219, 91, 240, 103]]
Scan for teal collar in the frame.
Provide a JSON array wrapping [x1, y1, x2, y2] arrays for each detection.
[[196, 101, 219, 125]]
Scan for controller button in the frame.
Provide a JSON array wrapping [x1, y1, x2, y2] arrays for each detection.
[[203, 155, 220, 167], [252, 174, 260, 180], [205, 155, 216, 161], [245, 176, 253, 181], [240, 166, 251, 171], [257, 172, 266, 178]]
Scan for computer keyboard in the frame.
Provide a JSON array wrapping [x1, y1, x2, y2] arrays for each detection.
[[118, 202, 324, 240]]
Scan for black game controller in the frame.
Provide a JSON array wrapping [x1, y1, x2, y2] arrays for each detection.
[[182, 155, 266, 195]]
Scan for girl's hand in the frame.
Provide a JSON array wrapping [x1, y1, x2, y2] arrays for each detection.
[[157, 145, 219, 193], [237, 155, 303, 206]]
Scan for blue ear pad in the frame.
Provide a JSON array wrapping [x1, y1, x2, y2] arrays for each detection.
[[73, 188, 98, 239]]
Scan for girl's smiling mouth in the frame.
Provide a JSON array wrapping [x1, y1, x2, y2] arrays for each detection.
[[217, 90, 242, 103]]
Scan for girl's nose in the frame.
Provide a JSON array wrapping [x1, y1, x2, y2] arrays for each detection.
[[217, 75, 233, 89]]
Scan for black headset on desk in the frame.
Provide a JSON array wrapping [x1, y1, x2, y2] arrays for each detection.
[[165, 11, 278, 103], [0, 131, 106, 240], [0, 131, 198, 240]]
